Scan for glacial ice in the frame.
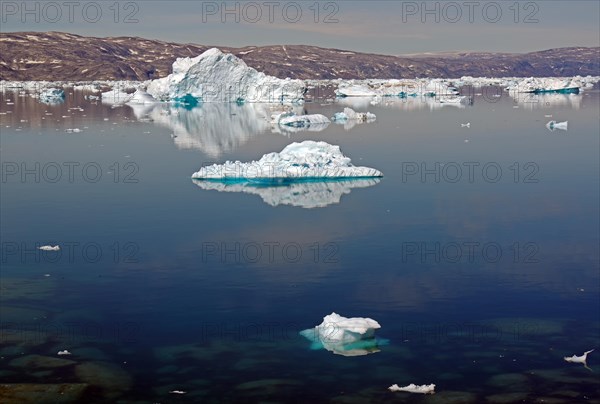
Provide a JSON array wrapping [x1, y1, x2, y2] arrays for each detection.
[[147, 48, 306, 104], [38, 245, 60, 251], [126, 89, 157, 104], [332, 107, 376, 123], [564, 349, 594, 370], [546, 120, 568, 131], [101, 88, 133, 104], [270, 112, 331, 133], [335, 79, 459, 98], [191, 141, 383, 180], [299, 313, 383, 356], [192, 178, 380, 209], [388, 383, 436, 394], [39, 88, 65, 104]]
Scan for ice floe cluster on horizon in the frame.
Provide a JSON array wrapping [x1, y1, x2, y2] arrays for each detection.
[[191, 141, 383, 181], [2, 46, 598, 107]]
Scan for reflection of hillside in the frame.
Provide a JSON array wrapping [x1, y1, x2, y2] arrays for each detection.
[[192, 178, 381, 208], [510, 93, 582, 109], [131, 103, 308, 157]]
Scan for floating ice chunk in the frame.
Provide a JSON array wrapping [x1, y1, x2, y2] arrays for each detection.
[[169, 390, 187, 394], [65, 128, 82, 133], [147, 48, 306, 104], [564, 349, 594, 370], [300, 312, 383, 356], [388, 383, 435, 394], [461, 123, 471, 128], [193, 178, 380, 209], [335, 84, 378, 97], [332, 108, 376, 123], [439, 95, 469, 104], [57, 350, 71, 356], [508, 77, 580, 94], [546, 120, 568, 131], [274, 112, 331, 128], [38, 245, 60, 251], [39, 88, 65, 104], [192, 141, 383, 180]]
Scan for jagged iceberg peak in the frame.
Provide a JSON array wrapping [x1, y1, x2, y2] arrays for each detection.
[[191, 141, 383, 180], [300, 313, 384, 356], [147, 48, 306, 104], [192, 178, 380, 209]]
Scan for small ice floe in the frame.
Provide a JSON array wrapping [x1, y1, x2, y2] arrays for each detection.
[[65, 128, 82, 133], [546, 120, 568, 131], [38, 245, 60, 251], [57, 350, 72, 356], [461, 122, 471, 128], [388, 383, 435, 394], [39, 88, 65, 104], [169, 390, 187, 394], [300, 312, 384, 356], [564, 349, 594, 370], [332, 107, 376, 124]]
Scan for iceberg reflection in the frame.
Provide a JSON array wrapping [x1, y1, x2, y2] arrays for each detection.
[[131, 103, 304, 157], [192, 178, 381, 209]]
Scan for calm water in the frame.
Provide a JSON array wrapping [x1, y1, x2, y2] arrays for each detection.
[[1, 86, 599, 403]]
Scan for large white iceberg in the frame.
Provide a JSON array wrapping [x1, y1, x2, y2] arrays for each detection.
[[507, 77, 581, 94], [147, 48, 306, 104], [335, 79, 459, 98], [300, 312, 383, 356], [192, 178, 380, 208], [546, 120, 568, 131], [191, 141, 383, 181]]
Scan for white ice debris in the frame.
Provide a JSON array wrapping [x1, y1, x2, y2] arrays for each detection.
[[272, 112, 331, 128], [546, 120, 568, 131], [388, 383, 436, 394], [193, 178, 380, 209], [57, 350, 71, 356], [38, 245, 60, 251], [147, 48, 306, 104], [191, 141, 383, 180], [169, 390, 187, 394], [39, 88, 65, 104], [335, 79, 458, 98], [332, 107, 376, 123], [507, 77, 581, 93], [461, 122, 471, 128], [300, 312, 382, 356], [564, 349, 594, 370]]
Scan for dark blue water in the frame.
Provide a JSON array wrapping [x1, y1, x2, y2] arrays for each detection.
[[1, 87, 598, 403]]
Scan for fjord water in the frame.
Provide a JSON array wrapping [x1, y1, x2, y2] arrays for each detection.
[[1, 88, 599, 402]]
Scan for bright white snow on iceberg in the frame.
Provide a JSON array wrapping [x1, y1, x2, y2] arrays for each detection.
[[38, 245, 60, 251], [147, 48, 306, 104], [300, 312, 384, 356], [388, 383, 436, 394], [191, 141, 383, 181]]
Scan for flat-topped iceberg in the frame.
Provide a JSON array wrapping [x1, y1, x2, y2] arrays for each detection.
[[300, 312, 384, 356], [147, 48, 306, 104], [388, 383, 436, 394], [192, 178, 380, 209], [191, 141, 383, 181], [507, 77, 581, 94], [335, 79, 459, 98]]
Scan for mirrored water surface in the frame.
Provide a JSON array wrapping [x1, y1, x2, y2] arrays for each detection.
[[1, 86, 599, 403]]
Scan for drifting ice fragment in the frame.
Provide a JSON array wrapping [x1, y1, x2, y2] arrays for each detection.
[[546, 120, 568, 131], [169, 390, 187, 394], [192, 141, 383, 181], [39, 88, 65, 104], [272, 112, 331, 128], [461, 123, 471, 128], [38, 245, 60, 251], [332, 108, 376, 123], [388, 383, 435, 394], [57, 350, 72, 356], [564, 349, 594, 370], [299, 312, 384, 356]]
